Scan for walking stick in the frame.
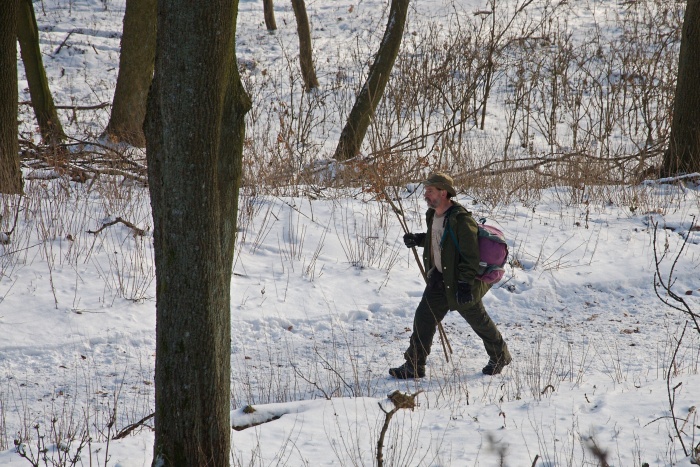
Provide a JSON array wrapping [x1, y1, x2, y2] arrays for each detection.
[[381, 185, 453, 362]]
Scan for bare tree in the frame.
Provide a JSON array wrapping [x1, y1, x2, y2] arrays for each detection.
[[17, 0, 65, 146], [333, 0, 409, 161], [263, 0, 277, 31], [662, 0, 700, 176], [103, 0, 156, 147], [1, 0, 22, 194], [291, 0, 319, 91], [144, 0, 251, 464]]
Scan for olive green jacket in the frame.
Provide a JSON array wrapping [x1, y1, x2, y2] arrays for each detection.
[[417, 201, 489, 310]]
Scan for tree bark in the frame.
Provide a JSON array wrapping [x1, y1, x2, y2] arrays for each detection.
[[17, 0, 65, 146], [662, 0, 700, 176], [104, 0, 156, 148], [144, 0, 251, 464], [333, 0, 409, 161], [1, 0, 23, 194], [263, 0, 277, 31], [291, 0, 319, 91]]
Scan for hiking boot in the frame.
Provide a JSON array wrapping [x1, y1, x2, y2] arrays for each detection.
[[389, 361, 425, 379], [482, 356, 511, 375]]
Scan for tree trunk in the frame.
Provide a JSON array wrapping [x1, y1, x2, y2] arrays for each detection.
[[263, 0, 277, 31], [144, 0, 251, 464], [291, 0, 319, 91], [1, 0, 22, 194], [17, 0, 65, 146], [333, 0, 409, 161], [104, 0, 156, 148], [662, 0, 700, 176]]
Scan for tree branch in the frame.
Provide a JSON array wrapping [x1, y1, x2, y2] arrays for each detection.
[[87, 216, 147, 236]]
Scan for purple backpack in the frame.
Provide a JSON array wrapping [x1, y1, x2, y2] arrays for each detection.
[[475, 221, 508, 284], [442, 217, 509, 284]]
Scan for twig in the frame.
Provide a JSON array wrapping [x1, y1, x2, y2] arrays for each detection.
[[652, 218, 700, 332], [644, 414, 688, 428], [1, 193, 23, 244], [679, 405, 696, 434], [0, 241, 43, 258], [290, 364, 331, 400], [112, 412, 154, 440], [67, 162, 148, 185], [52, 29, 77, 56], [667, 322, 689, 456], [56, 102, 110, 111], [20, 101, 110, 111], [87, 217, 147, 236], [377, 390, 423, 467]]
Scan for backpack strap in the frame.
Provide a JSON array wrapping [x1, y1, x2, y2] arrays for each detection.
[[438, 206, 460, 250]]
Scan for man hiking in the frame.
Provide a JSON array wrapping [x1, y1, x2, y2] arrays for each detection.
[[389, 172, 512, 379]]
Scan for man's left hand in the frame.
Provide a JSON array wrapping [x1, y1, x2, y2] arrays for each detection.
[[456, 282, 473, 305]]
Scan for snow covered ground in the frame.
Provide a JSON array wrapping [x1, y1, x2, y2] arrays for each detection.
[[2, 0, 700, 465]]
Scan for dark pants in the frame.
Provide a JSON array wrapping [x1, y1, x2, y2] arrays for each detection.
[[404, 273, 510, 366]]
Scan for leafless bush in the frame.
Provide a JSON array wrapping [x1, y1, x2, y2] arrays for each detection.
[[651, 217, 700, 460], [14, 422, 90, 467], [653, 217, 700, 335], [235, 0, 683, 212]]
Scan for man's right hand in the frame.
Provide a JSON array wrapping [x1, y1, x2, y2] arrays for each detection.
[[403, 233, 426, 248]]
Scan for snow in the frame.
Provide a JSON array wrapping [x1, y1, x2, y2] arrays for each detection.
[[2, 0, 700, 466]]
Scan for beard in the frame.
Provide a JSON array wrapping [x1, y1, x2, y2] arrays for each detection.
[[425, 197, 438, 209]]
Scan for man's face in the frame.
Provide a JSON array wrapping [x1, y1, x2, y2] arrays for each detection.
[[424, 185, 445, 209]]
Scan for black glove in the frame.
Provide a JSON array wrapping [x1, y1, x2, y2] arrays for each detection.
[[403, 232, 425, 248], [427, 269, 444, 290], [456, 282, 473, 305]]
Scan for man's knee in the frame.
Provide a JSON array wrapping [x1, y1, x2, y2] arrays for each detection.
[[458, 299, 487, 319]]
